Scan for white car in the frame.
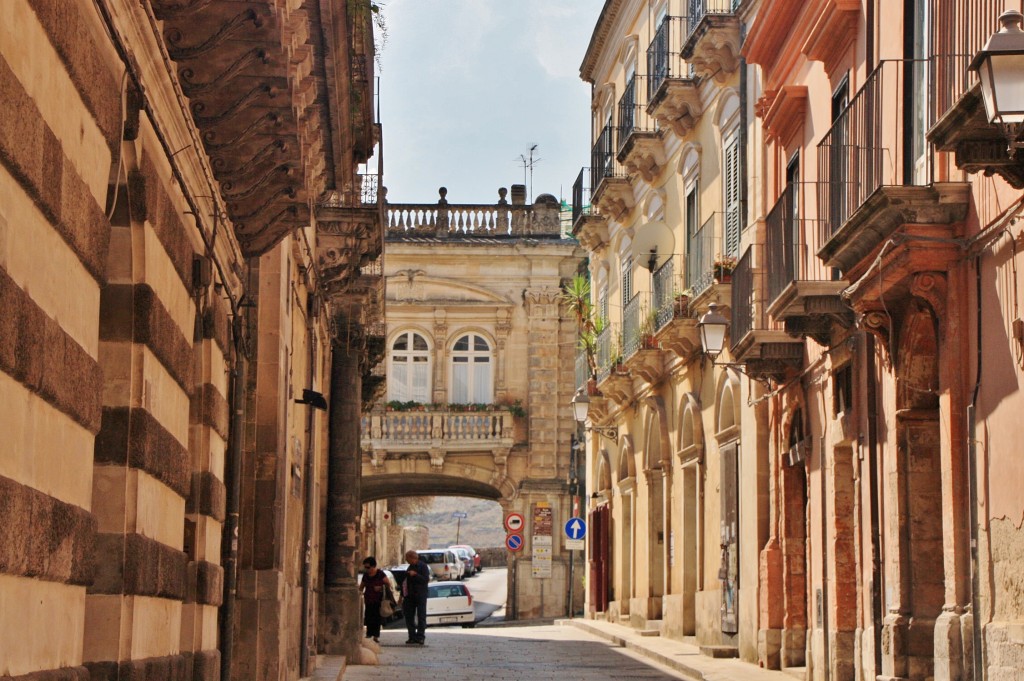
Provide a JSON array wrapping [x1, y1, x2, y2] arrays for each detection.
[[426, 581, 475, 627], [418, 549, 463, 581], [452, 546, 475, 577]]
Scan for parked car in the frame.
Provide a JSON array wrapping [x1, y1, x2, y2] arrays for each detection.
[[426, 580, 475, 627], [417, 549, 462, 581], [452, 546, 475, 577], [449, 544, 481, 573]]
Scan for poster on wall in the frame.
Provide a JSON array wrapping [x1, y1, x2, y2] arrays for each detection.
[[532, 502, 553, 547]]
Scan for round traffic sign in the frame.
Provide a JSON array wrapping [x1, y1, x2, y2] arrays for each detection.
[[504, 512, 525, 533], [505, 533, 524, 552]]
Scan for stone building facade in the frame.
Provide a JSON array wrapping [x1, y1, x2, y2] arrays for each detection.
[[575, 1, 1024, 681], [1, 2, 382, 681], [358, 186, 585, 619]]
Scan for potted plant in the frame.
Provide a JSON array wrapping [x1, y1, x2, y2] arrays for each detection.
[[673, 287, 692, 318], [639, 304, 660, 350], [714, 255, 737, 282]]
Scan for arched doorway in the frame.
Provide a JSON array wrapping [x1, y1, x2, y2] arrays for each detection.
[[677, 393, 703, 636], [590, 451, 613, 614], [615, 437, 636, 617], [643, 406, 668, 622], [717, 373, 741, 637]]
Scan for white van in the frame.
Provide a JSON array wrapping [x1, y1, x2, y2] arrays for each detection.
[[417, 549, 462, 581]]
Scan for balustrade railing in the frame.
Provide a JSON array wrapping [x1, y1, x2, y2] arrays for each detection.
[[817, 59, 930, 247], [386, 200, 558, 237], [765, 184, 800, 307], [361, 409, 514, 446], [686, 213, 721, 296], [647, 16, 691, 99]]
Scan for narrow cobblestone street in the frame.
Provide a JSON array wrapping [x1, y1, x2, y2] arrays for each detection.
[[327, 623, 690, 681]]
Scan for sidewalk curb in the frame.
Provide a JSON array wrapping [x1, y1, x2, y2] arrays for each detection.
[[557, 619, 706, 681]]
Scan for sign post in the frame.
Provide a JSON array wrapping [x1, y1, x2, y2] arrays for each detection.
[[452, 511, 467, 544]]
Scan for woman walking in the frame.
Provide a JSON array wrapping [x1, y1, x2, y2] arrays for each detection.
[[358, 556, 392, 642]]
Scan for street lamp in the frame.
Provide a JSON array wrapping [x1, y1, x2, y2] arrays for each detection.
[[698, 302, 729, 359], [571, 387, 618, 440], [971, 10, 1024, 155]]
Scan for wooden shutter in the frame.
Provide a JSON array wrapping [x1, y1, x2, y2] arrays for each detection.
[[724, 134, 741, 258]]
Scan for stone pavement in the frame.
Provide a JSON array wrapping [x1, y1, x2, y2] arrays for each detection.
[[559, 618, 800, 681], [311, 618, 800, 681]]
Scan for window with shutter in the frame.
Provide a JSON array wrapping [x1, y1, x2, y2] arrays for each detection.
[[389, 332, 432, 402], [621, 254, 633, 306], [724, 134, 741, 258]]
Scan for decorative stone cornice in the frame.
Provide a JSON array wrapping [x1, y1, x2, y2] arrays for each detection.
[[759, 86, 808, 144], [742, 0, 806, 69], [580, 0, 625, 84], [599, 370, 633, 406], [802, 0, 860, 75], [573, 214, 611, 252], [152, 0, 377, 257], [624, 348, 665, 385]]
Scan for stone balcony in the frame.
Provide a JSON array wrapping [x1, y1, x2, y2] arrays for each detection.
[[385, 187, 562, 238], [681, 1, 741, 83], [360, 407, 520, 460]]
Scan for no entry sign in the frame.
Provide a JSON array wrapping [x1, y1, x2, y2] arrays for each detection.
[[504, 512, 525, 533]]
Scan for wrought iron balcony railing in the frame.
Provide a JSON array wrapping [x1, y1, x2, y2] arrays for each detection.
[[817, 59, 931, 247], [686, 213, 722, 296], [687, 0, 740, 39], [730, 244, 759, 348], [616, 75, 656, 155], [929, 0, 1005, 129], [591, 124, 618, 189], [652, 257, 678, 331], [576, 348, 590, 390], [596, 323, 614, 381], [647, 16, 691, 99], [765, 183, 835, 311], [572, 167, 595, 228], [623, 292, 644, 359]]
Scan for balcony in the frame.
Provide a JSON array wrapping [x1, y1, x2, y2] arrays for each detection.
[[594, 324, 633, 406], [385, 188, 563, 238], [591, 125, 634, 221], [764, 184, 851, 345], [617, 76, 666, 183], [730, 244, 804, 382], [652, 256, 701, 360], [817, 59, 970, 276], [927, 2, 1021, 180], [685, 212, 735, 322], [571, 168, 610, 251], [360, 407, 518, 459], [647, 16, 703, 140], [622, 292, 665, 385], [681, 0, 742, 83], [317, 165, 385, 301]]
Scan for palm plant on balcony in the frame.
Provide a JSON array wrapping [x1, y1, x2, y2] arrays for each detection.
[[562, 273, 601, 383]]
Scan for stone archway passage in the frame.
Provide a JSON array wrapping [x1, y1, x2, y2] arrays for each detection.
[[362, 474, 502, 502]]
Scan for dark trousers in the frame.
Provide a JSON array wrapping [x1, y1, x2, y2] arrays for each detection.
[[364, 601, 382, 638], [403, 595, 427, 641]]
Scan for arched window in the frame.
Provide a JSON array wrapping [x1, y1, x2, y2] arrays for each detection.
[[450, 333, 492, 404], [389, 331, 431, 403]]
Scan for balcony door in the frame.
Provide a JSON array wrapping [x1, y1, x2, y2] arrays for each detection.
[[907, 0, 931, 184], [450, 333, 493, 404], [723, 132, 741, 258], [389, 331, 431, 403]]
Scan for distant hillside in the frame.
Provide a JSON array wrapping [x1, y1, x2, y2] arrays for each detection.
[[398, 496, 504, 549]]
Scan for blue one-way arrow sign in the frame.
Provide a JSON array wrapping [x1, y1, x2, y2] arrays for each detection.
[[564, 517, 587, 540]]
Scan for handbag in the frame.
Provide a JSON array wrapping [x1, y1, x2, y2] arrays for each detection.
[[379, 598, 394, 619]]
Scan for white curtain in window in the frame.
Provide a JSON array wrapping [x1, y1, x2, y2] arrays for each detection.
[[389, 332, 431, 402], [450, 334, 492, 403]]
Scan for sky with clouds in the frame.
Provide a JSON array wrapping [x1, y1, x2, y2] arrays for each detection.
[[371, 0, 596, 205]]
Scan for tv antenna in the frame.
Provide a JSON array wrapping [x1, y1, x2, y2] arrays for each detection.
[[516, 144, 541, 202]]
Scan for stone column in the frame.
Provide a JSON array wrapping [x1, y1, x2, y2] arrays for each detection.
[[320, 336, 362, 657]]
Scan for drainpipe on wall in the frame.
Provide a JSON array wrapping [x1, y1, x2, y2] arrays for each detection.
[[299, 293, 319, 677], [968, 256, 984, 681], [220, 324, 247, 681]]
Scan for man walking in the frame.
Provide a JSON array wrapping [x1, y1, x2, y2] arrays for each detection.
[[402, 549, 431, 644]]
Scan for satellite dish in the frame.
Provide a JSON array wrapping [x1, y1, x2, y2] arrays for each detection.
[[633, 220, 675, 271]]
